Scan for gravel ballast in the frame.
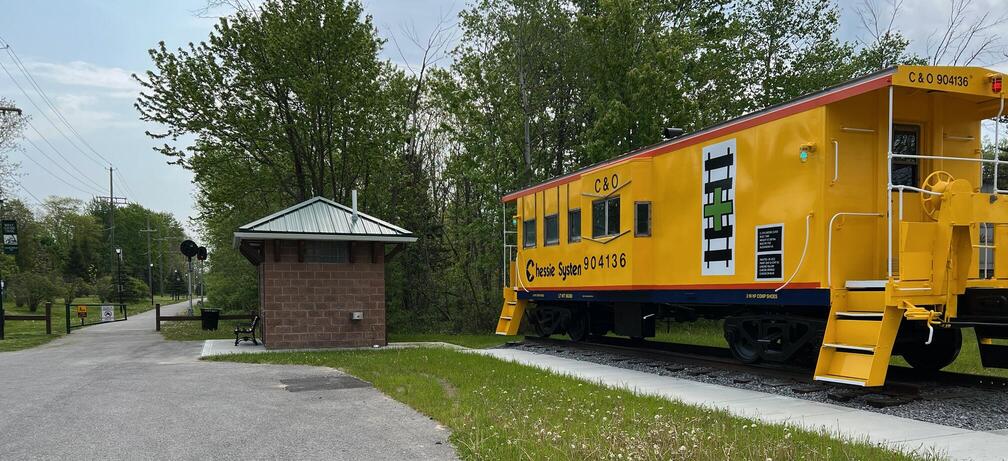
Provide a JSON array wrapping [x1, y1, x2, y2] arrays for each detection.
[[505, 341, 1008, 431]]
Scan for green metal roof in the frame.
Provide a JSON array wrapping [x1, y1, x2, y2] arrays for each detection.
[[233, 196, 416, 245]]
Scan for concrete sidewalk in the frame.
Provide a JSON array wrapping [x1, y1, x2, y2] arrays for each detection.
[[200, 338, 466, 357], [0, 301, 456, 460], [473, 348, 1008, 460]]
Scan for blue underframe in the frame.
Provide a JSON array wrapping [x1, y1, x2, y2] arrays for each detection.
[[517, 288, 830, 307]]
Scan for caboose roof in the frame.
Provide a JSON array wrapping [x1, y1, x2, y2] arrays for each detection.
[[501, 65, 1004, 202]]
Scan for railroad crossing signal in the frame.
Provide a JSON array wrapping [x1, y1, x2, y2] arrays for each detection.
[[2, 219, 17, 255]]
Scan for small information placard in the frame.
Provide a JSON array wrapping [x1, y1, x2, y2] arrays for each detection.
[[101, 305, 114, 322], [754, 224, 784, 281], [2, 219, 17, 255], [76, 305, 88, 319], [756, 225, 782, 252]]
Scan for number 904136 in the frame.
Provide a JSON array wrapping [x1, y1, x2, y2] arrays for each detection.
[[584, 253, 627, 270]]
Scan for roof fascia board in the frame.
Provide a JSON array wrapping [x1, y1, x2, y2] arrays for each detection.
[[233, 231, 417, 243]]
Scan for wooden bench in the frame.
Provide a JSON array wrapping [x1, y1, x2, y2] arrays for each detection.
[[234, 315, 260, 346]]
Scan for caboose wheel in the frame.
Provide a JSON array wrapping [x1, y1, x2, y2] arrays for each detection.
[[724, 321, 761, 364], [529, 308, 556, 338], [566, 310, 589, 342], [901, 328, 962, 372]]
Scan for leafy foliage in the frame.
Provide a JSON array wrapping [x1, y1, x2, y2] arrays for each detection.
[[137, 0, 922, 332], [8, 271, 59, 311], [95, 275, 151, 303]]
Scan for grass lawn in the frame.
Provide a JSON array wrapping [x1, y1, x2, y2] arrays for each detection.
[[210, 347, 934, 460], [160, 316, 252, 341], [0, 295, 175, 352]]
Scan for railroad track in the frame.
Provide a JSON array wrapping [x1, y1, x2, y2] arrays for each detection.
[[514, 336, 1008, 408]]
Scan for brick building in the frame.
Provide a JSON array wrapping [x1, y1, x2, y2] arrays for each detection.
[[233, 196, 415, 349]]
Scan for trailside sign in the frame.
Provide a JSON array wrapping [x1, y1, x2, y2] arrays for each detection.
[[2, 220, 16, 255], [101, 305, 114, 322]]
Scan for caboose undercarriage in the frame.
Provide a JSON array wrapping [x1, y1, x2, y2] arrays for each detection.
[[525, 286, 1008, 373]]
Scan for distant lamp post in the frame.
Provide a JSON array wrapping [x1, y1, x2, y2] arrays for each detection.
[[149, 263, 154, 306], [115, 247, 123, 305]]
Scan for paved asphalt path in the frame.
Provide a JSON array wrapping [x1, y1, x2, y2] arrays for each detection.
[[0, 301, 456, 460]]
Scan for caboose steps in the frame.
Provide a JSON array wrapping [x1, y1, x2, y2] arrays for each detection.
[[495, 287, 526, 336], [814, 290, 901, 387]]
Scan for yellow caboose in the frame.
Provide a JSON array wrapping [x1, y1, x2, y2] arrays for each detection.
[[497, 65, 1008, 386]]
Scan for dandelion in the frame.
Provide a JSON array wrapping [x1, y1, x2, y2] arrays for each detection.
[[679, 445, 687, 452]]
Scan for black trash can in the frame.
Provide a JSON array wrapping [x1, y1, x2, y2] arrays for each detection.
[[201, 308, 220, 330]]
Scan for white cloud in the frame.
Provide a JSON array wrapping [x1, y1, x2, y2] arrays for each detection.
[[22, 60, 138, 93]]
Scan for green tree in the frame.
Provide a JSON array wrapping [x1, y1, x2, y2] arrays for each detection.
[[8, 271, 58, 311], [135, 0, 420, 312]]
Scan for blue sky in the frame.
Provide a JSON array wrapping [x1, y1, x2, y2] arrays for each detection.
[[0, 0, 1005, 236]]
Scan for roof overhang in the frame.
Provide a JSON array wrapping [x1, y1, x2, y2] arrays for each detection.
[[233, 231, 417, 249]]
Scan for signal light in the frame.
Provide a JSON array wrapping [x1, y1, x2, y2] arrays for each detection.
[[993, 75, 1003, 93]]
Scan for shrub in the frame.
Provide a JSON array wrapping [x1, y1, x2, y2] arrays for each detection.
[[96, 275, 151, 303], [8, 272, 60, 312]]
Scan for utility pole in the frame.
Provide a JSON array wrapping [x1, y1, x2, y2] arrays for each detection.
[[109, 167, 113, 275], [157, 227, 164, 296], [140, 216, 155, 306], [98, 168, 126, 282], [0, 197, 5, 340], [155, 233, 181, 297]]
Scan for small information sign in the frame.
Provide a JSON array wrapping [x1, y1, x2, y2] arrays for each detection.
[[101, 305, 114, 322], [754, 224, 784, 281], [76, 305, 88, 319], [2, 219, 17, 255]]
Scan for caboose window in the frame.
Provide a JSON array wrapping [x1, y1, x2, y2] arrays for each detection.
[[568, 209, 581, 243], [523, 218, 536, 248], [635, 201, 651, 237], [592, 196, 620, 238], [544, 214, 559, 246], [892, 124, 920, 187]]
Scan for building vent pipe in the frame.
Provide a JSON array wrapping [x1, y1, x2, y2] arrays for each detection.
[[351, 190, 358, 224]]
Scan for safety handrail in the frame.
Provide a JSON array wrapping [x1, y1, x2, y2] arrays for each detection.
[[776, 213, 813, 292], [827, 212, 883, 288], [832, 140, 839, 183]]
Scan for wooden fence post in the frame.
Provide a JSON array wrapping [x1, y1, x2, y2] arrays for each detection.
[[155, 304, 161, 331], [44, 302, 51, 335]]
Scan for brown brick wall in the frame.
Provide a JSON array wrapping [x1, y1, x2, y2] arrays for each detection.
[[259, 240, 386, 349]]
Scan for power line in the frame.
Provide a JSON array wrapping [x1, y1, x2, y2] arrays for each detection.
[[15, 181, 44, 205], [0, 57, 110, 174], [114, 168, 137, 201], [3, 43, 112, 166], [22, 124, 105, 194], [25, 120, 106, 190], [19, 137, 102, 196], [0, 39, 111, 168]]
